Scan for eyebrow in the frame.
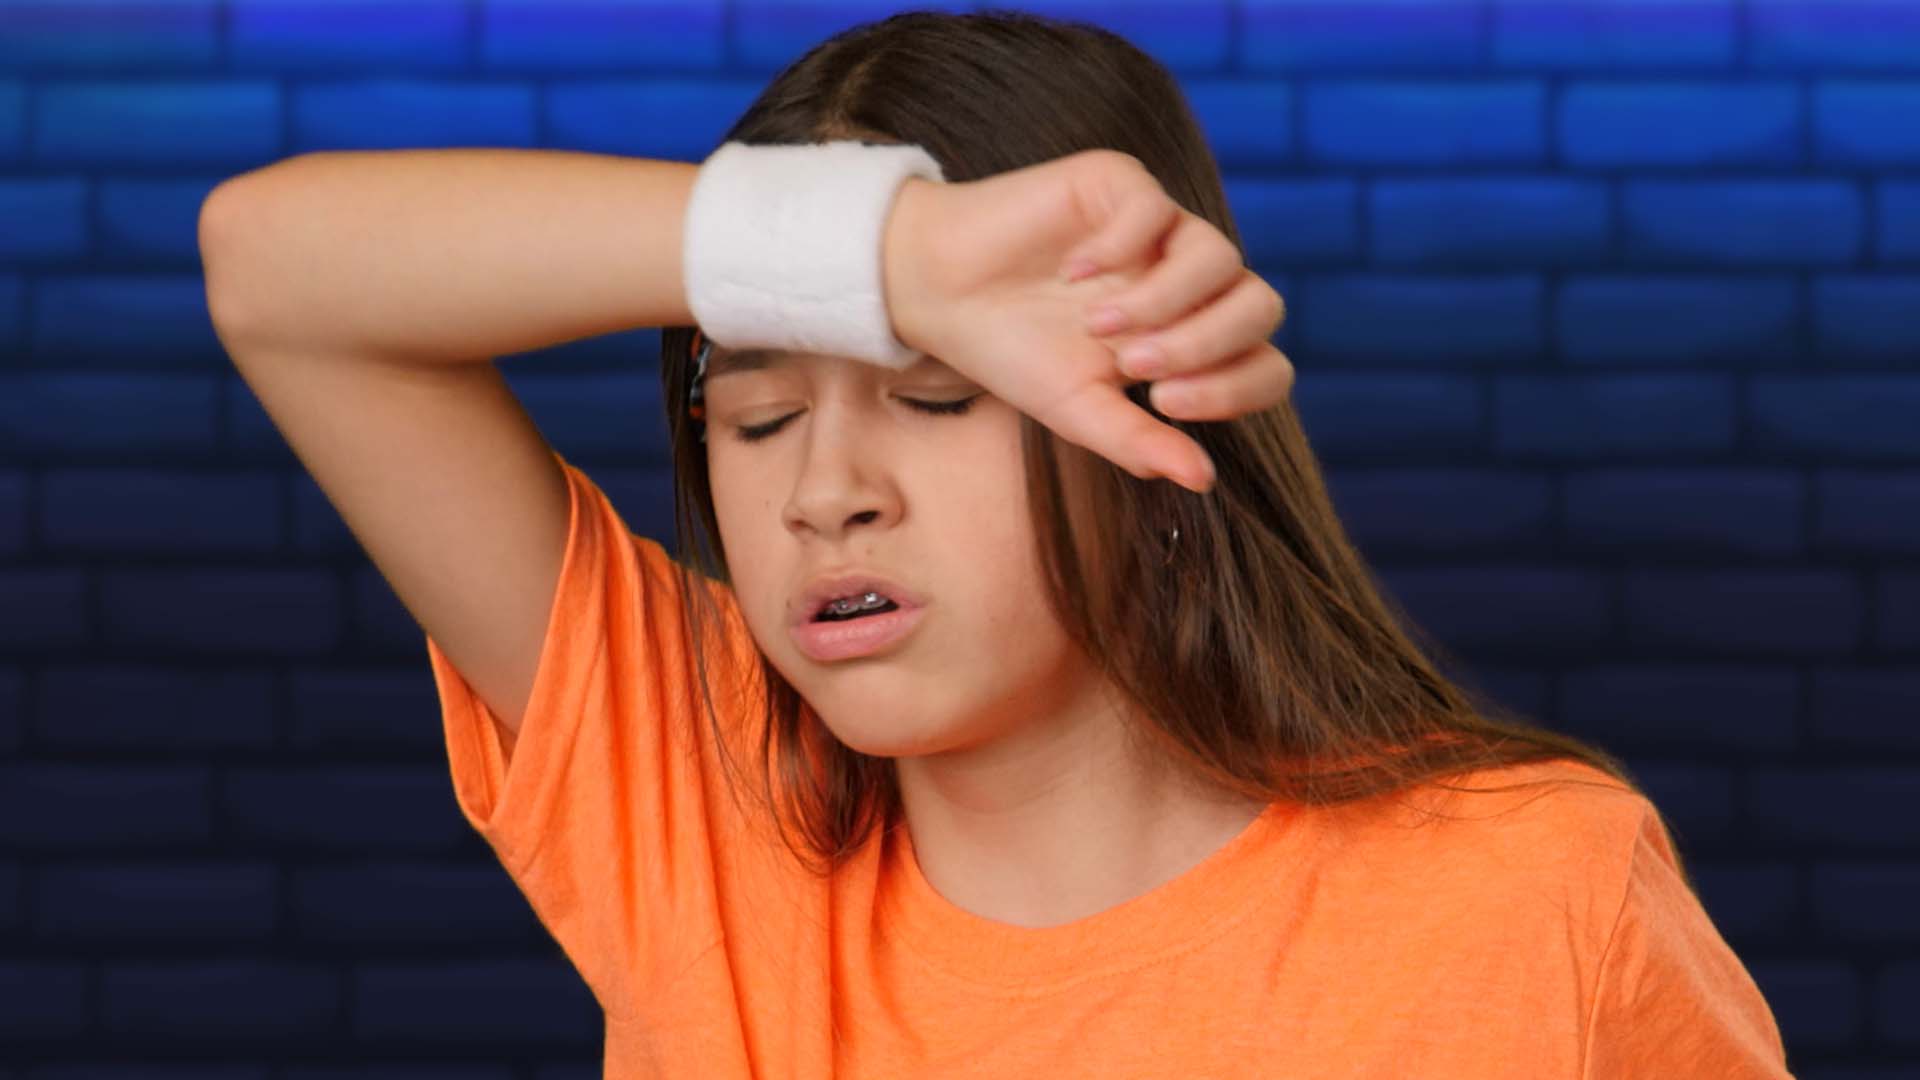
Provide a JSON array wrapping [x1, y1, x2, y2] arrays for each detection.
[[704, 349, 790, 379]]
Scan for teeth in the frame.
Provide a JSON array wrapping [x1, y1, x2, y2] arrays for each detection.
[[823, 591, 891, 617]]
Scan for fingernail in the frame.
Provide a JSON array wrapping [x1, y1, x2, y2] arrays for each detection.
[[1119, 340, 1164, 378]]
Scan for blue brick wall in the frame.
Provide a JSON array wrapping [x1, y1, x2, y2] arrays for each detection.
[[0, 0, 1914, 1074]]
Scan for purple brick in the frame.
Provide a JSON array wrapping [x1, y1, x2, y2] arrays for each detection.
[[36, 82, 281, 166], [1750, 0, 1920, 72], [1816, 470, 1920, 555], [1290, 374, 1484, 463], [103, 960, 340, 1040], [0, 568, 87, 651], [1372, 179, 1608, 266], [1623, 180, 1864, 266], [482, 0, 724, 72], [99, 568, 341, 655], [1494, 0, 1736, 69], [1814, 865, 1920, 942], [1323, 467, 1551, 553], [1747, 962, 1863, 1048], [0, 178, 87, 261], [1242, 0, 1480, 71], [0, 666, 19, 752], [1812, 667, 1920, 751], [1559, 664, 1800, 753], [0, 764, 211, 850], [42, 468, 279, 554], [1304, 81, 1545, 167], [1748, 767, 1920, 850], [1373, 566, 1612, 656], [294, 83, 537, 153], [1183, 81, 1296, 168], [292, 863, 542, 944], [288, 669, 443, 752], [1692, 861, 1798, 938], [0, 963, 87, 1039], [34, 665, 276, 751], [1881, 964, 1920, 1047], [231, 0, 467, 70], [0, 373, 220, 457], [1632, 764, 1739, 849], [1560, 82, 1801, 167], [1624, 570, 1864, 657], [36, 863, 276, 942], [1225, 179, 1357, 264], [1816, 82, 1920, 165], [1558, 276, 1800, 366], [1297, 274, 1544, 363], [0, 0, 219, 69], [1563, 468, 1804, 557], [0, 469, 24, 557], [1882, 572, 1920, 651], [1494, 375, 1737, 458], [354, 962, 600, 1043], [1752, 377, 1920, 459], [1814, 275, 1920, 364], [220, 766, 471, 853], [0, 860, 19, 931]]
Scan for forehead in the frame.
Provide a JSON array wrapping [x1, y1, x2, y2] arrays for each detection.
[[704, 347, 948, 379]]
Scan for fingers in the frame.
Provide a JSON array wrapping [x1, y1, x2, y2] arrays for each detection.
[[1148, 343, 1296, 422], [1060, 178, 1181, 285], [1084, 212, 1249, 337], [1111, 272, 1286, 382], [1043, 379, 1217, 494]]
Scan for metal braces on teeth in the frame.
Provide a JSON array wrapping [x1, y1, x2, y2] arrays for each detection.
[[823, 591, 890, 617]]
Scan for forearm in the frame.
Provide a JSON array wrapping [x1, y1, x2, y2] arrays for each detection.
[[199, 147, 699, 363]]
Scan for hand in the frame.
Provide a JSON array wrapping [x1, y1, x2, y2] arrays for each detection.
[[882, 148, 1293, 493]]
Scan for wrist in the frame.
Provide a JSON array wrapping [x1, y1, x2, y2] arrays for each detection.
[[883, 175, 942, 357]]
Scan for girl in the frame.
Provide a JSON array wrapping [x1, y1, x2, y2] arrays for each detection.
[[204, 9, 1792, 1078]]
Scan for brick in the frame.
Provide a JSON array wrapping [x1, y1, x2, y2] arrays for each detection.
[[0, 83, 20, 163], [1623, 570, 1863, 657], [99, 177, 230, 261], [1373, 566, 1612, 656], [231, 0, 467, 70], [1323, 467, 1551, 553], [1631, 764, 1739, 849], [42, 468, 279, 554], [1748, 768, 1920, 850], [1623, 180, 1864, 265], [1563, 468, 1803, 557], [1746, 962, 1862, 1048], [0, 764, 211, 850], [36, 275, 228, 364], [293, 83, 537, 153], [1752, 377, 1920, 459], [0, 272, 22, 357], [0, 568, 87, 651], [1559, 664, 1799, 753], [1457, 664, 1553, 719], [1297, 274, 1543, 363], [1304, 81, 1545, 166], [37, 862, 276, 942], [1493, 0, 1736, 69], [102, 960, 340, 1039], [1882, 573, 1920, 652], [1182, 81, 1296, 168], [1815, 470, 1920, 555], [286, 1068, 512, 1080], [36, 82, 280, 166], [1880, 181, 1920, 261], [220, 766, 472, 853], [0, 178, 87, 261], [0, 1, 219, 69], [0, 374, 220, 457], [1815, 82, 1920, 165], [288, 668, 443, 753], [1224, 179, 1357, 264], [353, 961, 600, 1043], [1880, 963, 1920, 1046], [291, 862, 542, 944], [482, 0, 725, 72], [1813, 275, 1920, 364], [1494, 375, 1737, 458], [99, 568, 341, 655], [1559, 82, 1800, 167], [34, 664, 276, 751], [0, 963, 87, 1039], [1242, 0, 1480, 71], [1750, 0, 1920, 72], [732, 0, 1022, 73], [0, 468, 26, 556], [1290, 374, 1484, 463], [1557, 275, 1800, 366], [0, 666, 19, 752], [547, 81, 763, 160], [0, 860, 19, 931], [502, 372, 669, 462], [1811, 667, 1920, 751], [1691, 861, 1798, 938], [1814, 865, 1920, 942], [1372, 179, 1607, 266]]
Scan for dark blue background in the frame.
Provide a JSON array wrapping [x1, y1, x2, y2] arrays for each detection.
[[1, 0, 1915, 1075]]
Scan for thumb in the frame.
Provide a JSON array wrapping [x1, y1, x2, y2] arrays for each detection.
[[1036, 375, 1217, 493]]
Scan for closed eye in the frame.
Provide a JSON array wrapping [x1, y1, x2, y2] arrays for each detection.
[[732, 394, 985, 444]]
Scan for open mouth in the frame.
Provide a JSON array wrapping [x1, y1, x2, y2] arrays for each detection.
[[814, 596, 902, 622]]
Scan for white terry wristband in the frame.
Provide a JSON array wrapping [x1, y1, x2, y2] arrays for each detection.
[[682, 139, 949, 371]]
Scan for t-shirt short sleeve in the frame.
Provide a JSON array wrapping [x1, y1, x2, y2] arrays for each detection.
[[423, 450, 766, 1017], [1580, 803, 1794, 1079]]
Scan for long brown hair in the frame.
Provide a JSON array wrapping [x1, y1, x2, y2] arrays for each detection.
[[658, 9, 1675, 886]]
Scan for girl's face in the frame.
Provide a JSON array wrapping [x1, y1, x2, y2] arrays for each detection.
[[702, 349, 1105, 758]]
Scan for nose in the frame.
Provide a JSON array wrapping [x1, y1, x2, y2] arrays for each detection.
[[781, 402, 900, 542]]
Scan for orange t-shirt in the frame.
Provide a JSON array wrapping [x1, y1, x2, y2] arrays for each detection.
[[424, 452, 1795, 1079]]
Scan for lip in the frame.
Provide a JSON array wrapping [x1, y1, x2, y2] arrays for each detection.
[[790, 604, 927, 662], [790, 571, 929, 629]]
